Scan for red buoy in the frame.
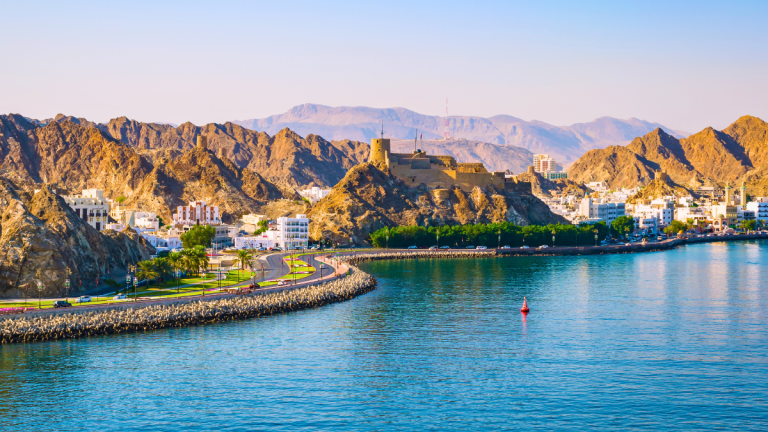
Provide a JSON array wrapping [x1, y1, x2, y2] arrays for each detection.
[[521, 297, 530, 314]]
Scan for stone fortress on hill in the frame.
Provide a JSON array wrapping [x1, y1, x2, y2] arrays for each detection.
[[369, 137, 528, 196]]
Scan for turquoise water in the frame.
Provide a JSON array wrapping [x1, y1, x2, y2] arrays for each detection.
[[1, 242, 767, 431]]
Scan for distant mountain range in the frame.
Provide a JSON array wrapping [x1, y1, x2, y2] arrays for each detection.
[[234, 104, 689, 166]]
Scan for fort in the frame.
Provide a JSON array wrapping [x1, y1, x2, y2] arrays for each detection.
[[369, 138, 526, 192]]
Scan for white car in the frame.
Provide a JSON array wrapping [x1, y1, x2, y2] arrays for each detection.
[[113, 294, 127, 300], [75, 296, 92, 303], [501, 245, 511, 249], [477, 246, 488, 250], [407, 245, 418, 250], [277, 280, 287, 287], [520, 245, 530, 249], [538, 245, 549, 249]]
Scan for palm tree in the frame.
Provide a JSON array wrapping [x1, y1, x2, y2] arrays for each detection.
[[136, 260, 160, 292], [152, 257, 171, 285], [167, 252, 183, 292], [236, 250, 253, 283]]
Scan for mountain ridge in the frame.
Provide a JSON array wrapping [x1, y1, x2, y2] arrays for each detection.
[[233, 103, 688, 165]]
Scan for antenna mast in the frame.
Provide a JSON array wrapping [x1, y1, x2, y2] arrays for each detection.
[[380, 120, 384, 139], [443, 98, 450, 140], [415, 129, 418, 152]]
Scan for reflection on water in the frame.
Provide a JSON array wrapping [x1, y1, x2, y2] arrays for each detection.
[[1, 241, 767, 431]]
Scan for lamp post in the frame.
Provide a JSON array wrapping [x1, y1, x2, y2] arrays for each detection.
[[35, 269, 42, 309], [594, 229, 599, 247], [552, 229, 556, 248], [65, 267, 71, 303], [497, 230, 501, 249]]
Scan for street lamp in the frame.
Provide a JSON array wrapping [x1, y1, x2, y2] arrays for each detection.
[[497, 230, 501, 249], [552, 229, 556, 248], [35, 269, 42, 309], [594, 229, 599, 247], [65, 267, 71, 303]]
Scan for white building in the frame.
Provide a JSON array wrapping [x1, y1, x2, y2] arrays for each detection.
[[586, 182, 609, 194], [234, 234, 276, 250], [134, 212, 160, 230], [299, 187, 332, 204], [241, 214, 267, 225], [632, 199, 674, 228], [61, 189, 110, 231], [633, 216, 658, 234], [745, 201, 768, 222], [276, 214, 309, 249], [105, 223, 125, 231], [173, 201, 221, 225], [675, 207, 709, 224], [738, 208, 756, 223], [578, 198, 626, 225]]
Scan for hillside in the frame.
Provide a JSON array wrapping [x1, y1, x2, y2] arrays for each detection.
[[390, 138, 533, 174], [567, 116, 768, 195], [234, 103, 687, 165], [105, 116, 368, 188], [307, 163, 567, 245], [0, 115, 302, 223], [0, 182, 154, 298]]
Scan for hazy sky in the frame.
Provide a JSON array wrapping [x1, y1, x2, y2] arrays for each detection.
[[1, 0, 766, 132]]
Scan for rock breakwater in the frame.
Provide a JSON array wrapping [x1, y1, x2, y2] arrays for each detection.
[[344, 250, 496, 264], [0, 266, 376, 344]]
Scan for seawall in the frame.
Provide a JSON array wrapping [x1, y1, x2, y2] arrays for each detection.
[[341, 233, 768, 263], [0, 265, 376, 344]]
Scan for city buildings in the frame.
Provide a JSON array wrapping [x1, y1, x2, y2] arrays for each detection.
[[173, 201, 221, 225], [241, 214, 267, 225], [578, 198, 626, 225], [231, 213, 310, 249], [746, 201, 768, 222], [533, 154, 567, 179], [61, 189, 110, 231], [299, 187, 332, 204]]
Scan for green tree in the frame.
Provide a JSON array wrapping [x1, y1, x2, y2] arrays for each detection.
[[610, 216, 635, 238], [167, 251, 184, 292], [253, 220, 269, 236], [136, 260, 160, 291], [664, 220, 689, 236], [741, 219, 757, 231], [180, 225, 216, 249], [116, 196, 127, 203], [236, 249, 253, 280]]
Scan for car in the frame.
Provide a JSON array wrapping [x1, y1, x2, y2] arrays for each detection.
[[407, 245, 418, 250], [477, 246, 488, 250], [520, 245, 530, 249], [657, 236, 663, 241], [538, 245, 549, 249], [113, 294, 127, 300], [429, 246, 438, 250], [75, 296, 92, 303], [466, 245, 475, 249], [439, 245, 450, 249], [501, 245, 511, 249], [53, 300, 71, 308], [277, 280, 287, 286]]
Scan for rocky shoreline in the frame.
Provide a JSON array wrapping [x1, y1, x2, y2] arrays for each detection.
[[0, 266, 376, 344]]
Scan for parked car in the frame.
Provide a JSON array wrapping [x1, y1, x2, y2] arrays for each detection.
[[429, 246, 438, 250], [657, 236, 663, 241], [53, 300, 71, 308], [501, 245, 511, 249], [439, 245, 450, 249], [520, 245, 530, 249], [75, 296, 92, 303], [466, 245, 475, 249], [407, 245, 418, 250], [277, 280, 287, 286], [113, 294, 127, 300], [538, 245, 549, 249], [477, 246, 488, 250]]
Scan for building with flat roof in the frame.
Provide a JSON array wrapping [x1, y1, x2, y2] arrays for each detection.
[[61, 189, 110, 231], [173, 201, 221, 225]]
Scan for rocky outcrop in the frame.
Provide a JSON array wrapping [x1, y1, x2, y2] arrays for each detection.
[[625, 177, 692, 204], [514, 170, 589, 197], [106, 117, 369, 188], [0, 181, 154, 298], [307, 163, 568, 244], [568, 116, 768, 194]]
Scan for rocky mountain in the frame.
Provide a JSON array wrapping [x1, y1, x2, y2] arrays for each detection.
[[307, 163, 567, 245], [390, 138, 533, 174], [234, 103, 687, 165], [0, 114, 302, 224], [104, 116, 369, 188], [0, 182, 154, 298], [567, 116, 768, 195]]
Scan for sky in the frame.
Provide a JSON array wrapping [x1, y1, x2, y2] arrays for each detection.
[[1, 0, 766, 132]]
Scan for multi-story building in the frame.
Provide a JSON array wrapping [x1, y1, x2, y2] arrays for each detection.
[[275, 214, 309, 250], [299, 187, 332, 204], [632, 199, 674, 229], [543, 171, 568, 180], [578, 198, 626, 225], [173, 201, 221, 225], [586, 182, 609, 194], [134, 212, 160, 230], [633, 216, 658, 234], [675, 207, 709, 224], [711, 204, 738, 227], [61, 189, 110, 231], [738, 208, 756, 223], [746, 201, 768, 222]]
